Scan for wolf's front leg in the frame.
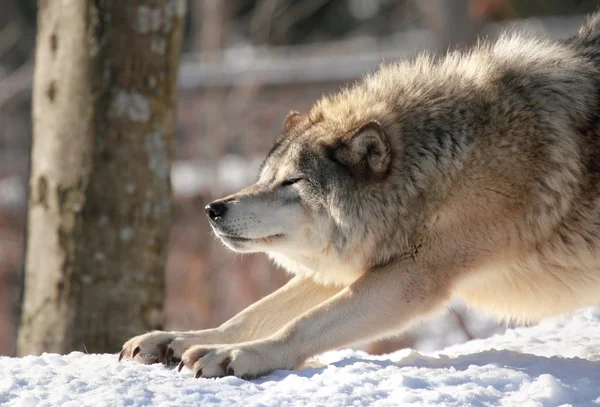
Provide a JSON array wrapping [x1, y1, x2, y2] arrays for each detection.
[[119, 276, 341, 365], [179, 261, 450, 379]]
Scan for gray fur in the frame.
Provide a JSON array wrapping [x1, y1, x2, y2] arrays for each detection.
[[121, 13, 600, 379]]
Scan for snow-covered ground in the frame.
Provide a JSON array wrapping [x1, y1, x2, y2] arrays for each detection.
[[1, 307, 599, 407]]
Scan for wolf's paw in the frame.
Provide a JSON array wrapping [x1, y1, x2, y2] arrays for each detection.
[[178, 340, 297, 379], [119, 331, 182, 365], [119, 330, 227, 365]]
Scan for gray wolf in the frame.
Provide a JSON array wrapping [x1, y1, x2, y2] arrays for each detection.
[[120, 12, 600, 379]]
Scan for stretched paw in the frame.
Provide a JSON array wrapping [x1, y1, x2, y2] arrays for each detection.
[[118, 331, 177, 365], [119, 332, 194, 366], [119, 329, 225, 366], [178, 340, 297, 380]]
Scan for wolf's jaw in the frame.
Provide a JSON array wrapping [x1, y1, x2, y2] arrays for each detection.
[[219, 233, 284, 242], [216, 232, 285, 252]]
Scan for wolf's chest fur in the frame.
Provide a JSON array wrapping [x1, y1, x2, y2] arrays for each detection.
[[268, 251, 366, 286]]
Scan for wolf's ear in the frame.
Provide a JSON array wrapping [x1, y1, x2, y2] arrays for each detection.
[[332, 120, 391, 179], [283, 111, 303, 132]]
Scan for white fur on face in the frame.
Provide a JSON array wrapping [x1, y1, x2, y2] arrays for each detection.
[[210, 186, 307, 253], [211, 148, 326, 254]]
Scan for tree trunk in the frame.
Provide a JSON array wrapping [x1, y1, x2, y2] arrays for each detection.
[[18, 0, 186, 355]]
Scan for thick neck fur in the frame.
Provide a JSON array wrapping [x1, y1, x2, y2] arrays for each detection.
[[296, 31, 600, 281]]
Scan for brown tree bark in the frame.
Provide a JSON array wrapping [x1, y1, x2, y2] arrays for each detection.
[[18, 0, 186, 355]]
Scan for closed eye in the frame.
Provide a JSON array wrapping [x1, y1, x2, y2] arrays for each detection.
[[325, 146, 347, 169], [281, 178, 303, 187]]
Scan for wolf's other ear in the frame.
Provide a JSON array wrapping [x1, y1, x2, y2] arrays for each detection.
[[333, 120, 391, 179], [283, 111, 303, 132]]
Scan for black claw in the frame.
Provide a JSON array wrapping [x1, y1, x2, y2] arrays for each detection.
[[195, 369, 203, 378], [118, 349, 125, 362], [165, 347, 173, 365], [226, 367, 234, 376], [132, 346, 141, 359], [177, 360, 185, 372], [241, 374, 251, 381]]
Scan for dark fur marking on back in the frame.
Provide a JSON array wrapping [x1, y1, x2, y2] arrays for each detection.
[[580, 102, 600, 187]]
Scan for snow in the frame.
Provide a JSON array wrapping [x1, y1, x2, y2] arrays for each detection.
[[1, 307, 599, 407], [171, 155, 264, 198]]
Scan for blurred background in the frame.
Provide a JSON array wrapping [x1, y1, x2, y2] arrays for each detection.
[[1, 0, 599, 357]]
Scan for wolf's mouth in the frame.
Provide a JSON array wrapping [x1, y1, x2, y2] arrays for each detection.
[[217, 233, 285, 243]]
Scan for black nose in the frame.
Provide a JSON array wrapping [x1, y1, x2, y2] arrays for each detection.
[[205, 201, 228, 221]]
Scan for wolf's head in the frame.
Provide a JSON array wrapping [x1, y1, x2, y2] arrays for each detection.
[[203, 59, 476, 282], [205, 108, 408, 282]]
